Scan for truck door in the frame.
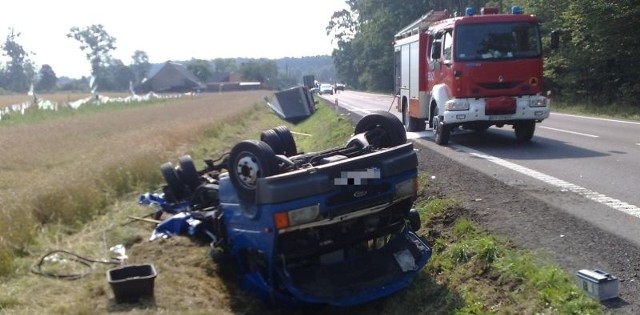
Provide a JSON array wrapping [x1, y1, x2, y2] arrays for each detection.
[[428, 30, 455, 95], [441, 30, 455, 94], [428, 32, 443, 90]]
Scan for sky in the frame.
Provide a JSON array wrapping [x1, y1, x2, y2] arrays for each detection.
[[2, 0, 348, 78]]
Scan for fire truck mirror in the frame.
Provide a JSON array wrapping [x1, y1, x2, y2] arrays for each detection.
[[431, 41, 442, 60]]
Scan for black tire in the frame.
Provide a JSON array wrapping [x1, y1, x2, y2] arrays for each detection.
[[178, 155, 200, 191], [403, 103, 426, 132], [408, 208, 421, 231], [432, 108, 451, 145], [514, 121, 536, 141], [228, 140, 277, 201], [161, 162, 185, 201], [260, 129, 285, 155], [354, 110, 407, 148], [273, 126, 297, 157]]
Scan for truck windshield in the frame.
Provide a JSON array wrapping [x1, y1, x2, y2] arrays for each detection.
[[455, 22, 541, 61]]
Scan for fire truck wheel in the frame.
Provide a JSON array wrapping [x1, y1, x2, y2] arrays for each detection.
[[514, 121, 536, 141], [229, 140, 277, 201], [178, 155, 201, 191], [260, 129, 285, 155], [354, 110, 407, 148], [432, 113, 451, 145], [273, 126, 297, 156], [408, 208, 421, 231], [161, 162, 186, 201], [403, 105, 426, 132]]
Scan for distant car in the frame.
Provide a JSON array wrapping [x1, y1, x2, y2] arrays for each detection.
[[319, 83, 334, 95], [334, 83, 345, 91]]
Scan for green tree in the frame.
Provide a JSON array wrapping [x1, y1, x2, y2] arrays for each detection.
[[67, 24, 117, 78], [130, 50, 150, 84], [213, 58, 237, 73], [59, 77, 90, 92], [327, 0, 436, 92], [1, 28, 31, 92], [97, 58, 134, 91], [35, 64, 57, 92], [239, 59, 278, 87], [187, 59, 213, 82]]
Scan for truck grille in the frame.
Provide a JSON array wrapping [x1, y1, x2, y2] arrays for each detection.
[[478, 81, 521, 90]]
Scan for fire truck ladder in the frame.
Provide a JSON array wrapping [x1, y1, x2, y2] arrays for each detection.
[[394, 10, 449, 40]]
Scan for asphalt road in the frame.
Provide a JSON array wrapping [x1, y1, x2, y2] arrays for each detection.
[[319, 90, 640, 247]]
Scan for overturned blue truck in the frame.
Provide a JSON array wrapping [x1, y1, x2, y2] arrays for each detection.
[[139, 111, 432, 307]]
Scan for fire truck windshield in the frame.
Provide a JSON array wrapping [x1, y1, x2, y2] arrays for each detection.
[[455, 22, 541, 61]]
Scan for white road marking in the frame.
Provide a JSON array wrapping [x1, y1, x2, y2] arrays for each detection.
[[407, 131, 431, 139], [330, 98, 372, 116], [552, 112, 640, 125], [463, 148, 640, 217], [538, 126, 599, 138]]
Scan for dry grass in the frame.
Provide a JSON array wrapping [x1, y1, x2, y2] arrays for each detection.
[[0, 97, 354, 315], [0, 91, 268, 270]]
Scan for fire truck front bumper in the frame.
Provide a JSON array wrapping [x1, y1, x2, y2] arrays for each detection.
[[442, 95, 550, 125]]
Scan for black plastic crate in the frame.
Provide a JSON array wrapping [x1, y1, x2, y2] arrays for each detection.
[[107, 264, 157, 303]]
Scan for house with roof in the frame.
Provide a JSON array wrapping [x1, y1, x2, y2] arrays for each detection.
[[134, 61, 205, 93]]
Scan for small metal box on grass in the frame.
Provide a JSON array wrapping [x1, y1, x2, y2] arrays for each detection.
[[576, 269, 619, 301], [107, 264, 157, 303]]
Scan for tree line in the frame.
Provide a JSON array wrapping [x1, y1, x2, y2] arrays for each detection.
[[327, 0, 640, 106], [0, 25, 336, 95]]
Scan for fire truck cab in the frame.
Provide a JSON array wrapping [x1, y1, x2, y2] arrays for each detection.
[[394, 6, 550, 145]]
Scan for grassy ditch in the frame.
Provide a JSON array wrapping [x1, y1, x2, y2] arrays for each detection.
[[0, 95, 604, 314], [551, 100, 640, 121]]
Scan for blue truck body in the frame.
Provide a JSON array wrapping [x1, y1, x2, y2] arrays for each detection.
[[140, 111, 431, 307]]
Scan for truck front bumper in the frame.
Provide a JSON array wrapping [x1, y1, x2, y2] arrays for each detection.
[[442, 95, 550, 125]]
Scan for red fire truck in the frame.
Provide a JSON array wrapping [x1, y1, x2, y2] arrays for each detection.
[[394, 6, 550, 145]]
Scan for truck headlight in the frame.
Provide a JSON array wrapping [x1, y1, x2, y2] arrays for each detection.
[[395, 177, 417, 199], [445, 99, 470, 111], [274, 204, 320, 229], [528, 98, 548, 107]]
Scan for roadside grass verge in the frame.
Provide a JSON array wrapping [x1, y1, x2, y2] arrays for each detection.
[[552, 100, 640, 121], [411, 197, 603, 314], [0, 96, 605, 314]]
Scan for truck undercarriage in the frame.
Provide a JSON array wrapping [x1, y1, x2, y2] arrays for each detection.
[[138, 111, 431, 307]]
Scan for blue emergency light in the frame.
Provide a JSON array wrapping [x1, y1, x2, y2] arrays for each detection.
[[512, 5, 523, 14], [465, 7, 474, 16]]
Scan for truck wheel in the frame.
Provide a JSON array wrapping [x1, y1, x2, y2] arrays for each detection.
[[403, 105, 426, 132], [260, 129, 285, 155], [514, 121, 535, 141], [432, 112, 451, 145], [408, 208, 421, 231], [161, 162, 185, 201], [354, 110, 407, 148], [228, 140, 277, 201], [273, 126, 297, 156], [178, 155, 200, 191]]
